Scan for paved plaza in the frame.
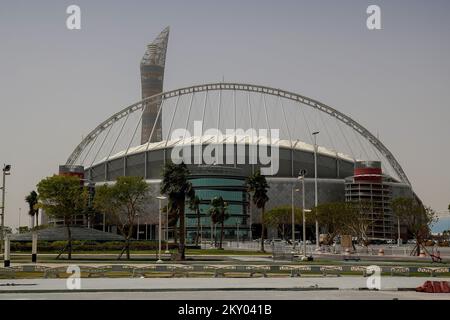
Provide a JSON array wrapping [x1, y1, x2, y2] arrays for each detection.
[[0, 277, 449, 300], [1, 290, 450, 300], [1, 276, 447, 292]]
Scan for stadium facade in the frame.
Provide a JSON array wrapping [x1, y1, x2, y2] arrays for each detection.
[[58, 27, 415, 243]]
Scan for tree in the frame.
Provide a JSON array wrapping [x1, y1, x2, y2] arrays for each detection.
[[189, 195, 202, 246], [264, 205, 303, 241], [17, 226, 30, 234], [163, 199, 180, 244], [392, 197, 436, 256], [246, 170, 269, 252], [308, 202, 352, 245], [37, 175, 88, 259], [208, 196, 229, 249], [0, 226, 12, 236], [94, 176, 150, 260], [160, 162, 195, 260], [343, 201, 373, 247], [25, 190, 39, 228]]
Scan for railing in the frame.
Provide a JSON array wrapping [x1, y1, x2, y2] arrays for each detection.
[[218, 241, 448, 257]]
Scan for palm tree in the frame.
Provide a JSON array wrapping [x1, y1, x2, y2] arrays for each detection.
[[160, 162, 195, 260], [189, 196, 202, 246], [208, 196, 229, 249], [25, 191, 39, 228], [164, 198, 180, 244], [246, 170, 269, 252]]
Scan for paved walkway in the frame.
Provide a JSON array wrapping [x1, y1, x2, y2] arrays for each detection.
[[1, 290, 449, 300], [0, 276, 447, 293]]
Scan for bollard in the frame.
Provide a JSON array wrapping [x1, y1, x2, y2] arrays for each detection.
[[4, 236, 10, 267], [378, 248, 384, 256], [419, 250, 426, 257], [32, 232, 38, 263]]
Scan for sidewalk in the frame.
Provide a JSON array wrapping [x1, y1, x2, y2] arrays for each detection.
[[0, 276, 448, 293]]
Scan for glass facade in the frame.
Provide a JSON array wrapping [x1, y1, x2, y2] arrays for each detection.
[[184, 171, 249, 243]]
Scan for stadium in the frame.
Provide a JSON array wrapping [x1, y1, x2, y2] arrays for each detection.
[[58, 27, 415, 243]]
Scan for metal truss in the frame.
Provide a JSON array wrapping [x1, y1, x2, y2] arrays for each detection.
[[141, 26, 170, 67], [66, 83, 411, 186]]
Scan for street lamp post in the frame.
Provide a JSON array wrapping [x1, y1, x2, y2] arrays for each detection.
[[136, 213, 140, 241], [1, 164, 11, 253], [291, 187, 295, 245], [165, 206, 170, 254], [312, 132, 320, 249], [156, 196, 167, 263], [210, 219, 214, 248], [291, 170, 305, 247], [200, 220, 203, 248], [248, 194, 252, 241], [298, 169, 308, 256], [236, 222, 239, 247]]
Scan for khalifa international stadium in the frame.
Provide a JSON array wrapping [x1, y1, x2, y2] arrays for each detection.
[[56, 27, 416, 243]]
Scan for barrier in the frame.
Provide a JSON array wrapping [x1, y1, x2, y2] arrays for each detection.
[[279, 265, 312, 277], [106, 264, 136, 274], [44, 266, 70, 278], [417, 267, 450, 277], [80, 266, 113, 278], [320, 266, 343, 277], [416, 281, 450, 293], [272, 243, 294, 261], [0, 267, 15, 279], [350, 266, 369, 277], [390, 267, 410, 277], [203, 265, 237, 278], [245, 265, 271, 277], [132, 265, 158, 278], [166, 265, 194, 278]]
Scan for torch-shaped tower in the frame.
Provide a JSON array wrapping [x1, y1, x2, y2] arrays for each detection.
[[140, 27, 170, 144]]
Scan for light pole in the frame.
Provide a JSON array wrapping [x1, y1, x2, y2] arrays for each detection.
[[18, 207, 21, 232], [291, 170, 305, 246], [165, 205, 170, 254], [156, 196, 167, 263], [200, 220, 203, 248], [248, 195, 253, 241], [397, 216, 401, 246], [210, 219, 214, 248], [1, 164, 11, 252], [236, 222, 239, 247], [291, 187, 295, 245], [136, 213, 140, 241], [312, 131, 320, 249], [298, 169, 308, 256], [291, 187, 300, 246]]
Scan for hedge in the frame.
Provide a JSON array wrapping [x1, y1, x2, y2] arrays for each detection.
[[10, 241, 178, 252]]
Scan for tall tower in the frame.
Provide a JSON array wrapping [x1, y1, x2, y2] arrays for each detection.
[[140, 27, 170, 144]]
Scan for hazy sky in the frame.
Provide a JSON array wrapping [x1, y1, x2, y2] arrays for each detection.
[[1, 0, 449, 231]]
